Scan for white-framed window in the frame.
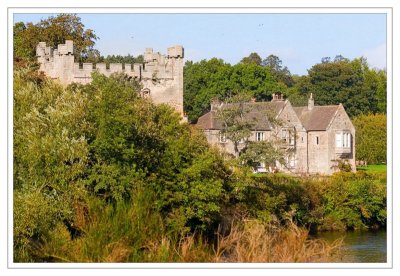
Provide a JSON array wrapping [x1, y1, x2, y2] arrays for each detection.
[[219, 132, 227, 143], [256, 132, 264, 141], [335, 131, 351, 148]]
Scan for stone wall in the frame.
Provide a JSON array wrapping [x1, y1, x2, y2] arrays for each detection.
[[36, 41, 185, 117], [327, 105, 356, 173], [307, 131, 330, 174], [275, 100, 307, 173]]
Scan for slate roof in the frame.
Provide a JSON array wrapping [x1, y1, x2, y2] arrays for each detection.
[[196, 101, 286, 130], [293, 105, 339, 131]]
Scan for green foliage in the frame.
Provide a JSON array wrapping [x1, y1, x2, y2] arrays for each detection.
[[228, 172, 386, 232], [13, 65, 231, 261], [294, 57, 386, 117], [334, 159, 353, 172], [320, 172, 387, 231], [82, 72, 230, 232], [183, 58, 233, 122], [183, 59, 286, 122], [353, 113, 387, 164], [241, 52, 262, 65], [214, 92, 254, 156], [36, 187, 167, 262], [13, 68, 89, 261], [98, 54, 144, 65], [262, 54, 294, 87], [239, 141, 286, 170], [14, 14, 98, 63]]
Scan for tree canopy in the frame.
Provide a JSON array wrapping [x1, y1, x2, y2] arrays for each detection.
[[293, 57, 386, 117], [241, 52, 262, 65], [14, 14, 98, 63], [183, 58, 287, 122], [353, 113, 387, 164]]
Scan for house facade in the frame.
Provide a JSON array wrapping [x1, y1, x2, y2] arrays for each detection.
[[196, 94, 356, 175]]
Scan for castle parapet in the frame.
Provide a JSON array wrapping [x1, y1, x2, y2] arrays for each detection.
[[167, 45, 184, 58], [36, 40, 185, 117], [58, 40, 73, 55], [109, 63, 123, 72]]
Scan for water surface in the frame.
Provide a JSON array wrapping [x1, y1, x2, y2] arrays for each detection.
[[315, 230, 387, 263]]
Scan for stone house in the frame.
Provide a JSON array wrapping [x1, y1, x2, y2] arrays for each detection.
[[196, 93, 356, 174]]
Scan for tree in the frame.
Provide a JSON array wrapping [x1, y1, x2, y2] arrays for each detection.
[[14, 67, 232, 261], [183, 58, 233, 122], [215, 92, 255, 158], [14, 14, 98, 63], [240, 52, 262, 65], [102, 54, 144, 64], [353, 114, 386, 164], [229, 63, 286, 101], [13, 68, 90, 261], [295, 57, 383, 117], [214, 92, 287, 171], [262, 54, 294, 87], [239, 140, 286, 171], [183, 59, 287, 122]]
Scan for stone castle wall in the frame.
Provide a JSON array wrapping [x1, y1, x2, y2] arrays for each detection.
[[36, 40, 185, 117]]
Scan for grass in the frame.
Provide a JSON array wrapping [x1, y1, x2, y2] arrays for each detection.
[[213, 221, 342, 263], [357, 164, 387, 173], [33, 200, 342, 263]]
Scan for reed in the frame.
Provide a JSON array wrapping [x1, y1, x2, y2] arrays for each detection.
[[213, 221, 342, 263]]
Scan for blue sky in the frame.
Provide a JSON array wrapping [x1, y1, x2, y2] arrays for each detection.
[[13, 13, 387, 75]]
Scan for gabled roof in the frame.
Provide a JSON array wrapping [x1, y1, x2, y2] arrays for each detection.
[[196, 101, 286, 130], [293, 105, 340, 131]]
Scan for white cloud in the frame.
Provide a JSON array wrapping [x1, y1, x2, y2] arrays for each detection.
[[363, 43, 386, 70]]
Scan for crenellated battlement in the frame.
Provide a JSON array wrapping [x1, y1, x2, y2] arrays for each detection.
[[36, 40, 185, 117]]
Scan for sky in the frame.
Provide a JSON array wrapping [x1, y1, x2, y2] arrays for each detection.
[[13, 13, 387, 75]]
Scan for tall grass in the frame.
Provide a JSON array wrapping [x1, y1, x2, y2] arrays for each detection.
[[35, 195, 341, 263], [214, 221, 342, 263]]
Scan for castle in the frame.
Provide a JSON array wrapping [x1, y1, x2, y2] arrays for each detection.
[[196, 93, 356, 175], [36, 40, 185, 117]]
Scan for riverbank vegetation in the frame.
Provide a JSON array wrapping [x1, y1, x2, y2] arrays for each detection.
[[13, 67, 386, 263]]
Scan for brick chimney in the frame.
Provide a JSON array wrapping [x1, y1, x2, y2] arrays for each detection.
[[271, 92, 284, 102], [211, 98, 222, 111], [308, 93, 314, 110]]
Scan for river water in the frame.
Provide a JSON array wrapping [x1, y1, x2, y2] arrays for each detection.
[[315, 230, 387, 263]]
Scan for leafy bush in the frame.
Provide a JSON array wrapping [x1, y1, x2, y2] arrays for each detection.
[[353, 113, 387, 164]]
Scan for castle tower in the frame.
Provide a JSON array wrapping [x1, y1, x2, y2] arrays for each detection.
[[36, 41, 185, 118], [36, 40, 75, 84]]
